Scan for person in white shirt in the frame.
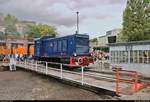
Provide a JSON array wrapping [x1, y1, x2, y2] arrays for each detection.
[[9, 55, 16, 71]]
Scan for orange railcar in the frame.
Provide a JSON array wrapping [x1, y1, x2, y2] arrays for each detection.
[[29, 46, 34, 56], [17, 47, 27, 55], [0, 47, 11, 55], [0, 45, 34, 56]]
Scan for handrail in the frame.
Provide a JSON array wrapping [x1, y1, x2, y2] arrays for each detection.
[[113, 68, 145, 96]]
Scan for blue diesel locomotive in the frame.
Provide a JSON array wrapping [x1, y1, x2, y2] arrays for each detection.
[[34, 34, 94, 67]]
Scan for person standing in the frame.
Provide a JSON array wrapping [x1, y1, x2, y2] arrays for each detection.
[[9, 55, 16, 71], [15, 53, 18, 59]]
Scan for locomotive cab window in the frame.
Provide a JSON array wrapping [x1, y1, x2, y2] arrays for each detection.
[[76, 37, 89, 53], [76, 37, 89, 46]]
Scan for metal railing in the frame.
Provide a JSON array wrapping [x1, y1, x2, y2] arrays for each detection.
[[112, 67, 145, 96], [1, 59, 146, 96], [17, 60, 86, 85]]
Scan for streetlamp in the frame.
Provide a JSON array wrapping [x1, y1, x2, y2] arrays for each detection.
[[76, 11, 79, 34]]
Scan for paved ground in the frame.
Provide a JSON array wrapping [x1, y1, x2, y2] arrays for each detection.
[[0, 69, 115, 100], [120, 86, 150, 100], [0, 64, 150, 100]]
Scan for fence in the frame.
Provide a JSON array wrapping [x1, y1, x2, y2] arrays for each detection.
[[1, 59, 146, 96], [113, 66, 145, 96], [17, 60, 86, 85]]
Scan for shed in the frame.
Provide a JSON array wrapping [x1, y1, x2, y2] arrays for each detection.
[[108, 40, 150, 76]]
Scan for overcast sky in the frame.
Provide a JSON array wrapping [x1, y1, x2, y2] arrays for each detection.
[[0, 0, 127, 39]]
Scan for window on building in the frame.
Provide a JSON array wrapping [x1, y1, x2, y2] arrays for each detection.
[[111, 50, 150, 64], [111, 51, 115, 63], [113, 51, 116, 63], [133, 50, 138, 63], [110, 51, 113, 62], [121, 51, 124, 63], [139, 50, 143, 63], [148, 50, 150, 64], [137, 50, 139, 63], [115, 51, 118, 63], [130, 51, 133, 63], [122, 51, 124, 63], [111, 51, 129, 63], [123, 51, 128, 63], [117, 51, 122, 63], [143, 50, 148, 64]]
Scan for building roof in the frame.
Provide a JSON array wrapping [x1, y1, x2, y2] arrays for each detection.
[[99, 35, 107, 38], [20, 20, 36, 24], [108, 40, 150, 46]]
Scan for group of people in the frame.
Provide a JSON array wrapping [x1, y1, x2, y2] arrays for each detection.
[[14, 54, 33, 62], [2, 54, 34, 71], [90, 50, 110, 61]]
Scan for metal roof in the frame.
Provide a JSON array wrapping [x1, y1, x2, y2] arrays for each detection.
[[0, 40, 34, 44], [108, 40, 150, 46], [35, 34, 89, 41]]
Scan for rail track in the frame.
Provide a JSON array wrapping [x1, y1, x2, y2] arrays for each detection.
[[15, 61, 150, 84], [1, 60, 150, 99]]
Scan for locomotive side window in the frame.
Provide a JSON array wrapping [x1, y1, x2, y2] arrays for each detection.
[[53, 41, 57, 52], [62, 40, 67, 52], [49, 42, 53, 48], [58, 40, 62, 52]]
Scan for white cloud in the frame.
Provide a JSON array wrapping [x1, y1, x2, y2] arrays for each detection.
[[0, 0, 127, 38]]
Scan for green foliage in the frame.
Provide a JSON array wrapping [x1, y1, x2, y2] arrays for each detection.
[[23, 24, 40, 38], [38, 24, 58, 37], [93, 47, 109, 52], [3, 14, 58, 39], [0, 31, 4, 39], [4, 14, 19, 36], [0, 31, 3, 35], [122, 0, 150, 42], [117, 30, 124, 42], [24, 24, 58, 38], [91, 38, 98, 43]]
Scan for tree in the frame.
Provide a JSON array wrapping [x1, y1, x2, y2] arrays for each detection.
[[117, 30, 124, 42], [90, 38, 98, 46], [24, 24, 58, 38], [37, 24, 58, 37], [91, 38, 98, 43], [121, 0, 150, 42], [23, 24, 40, 38], [4, 14, 19, 39], [0, 31, 4, 40]]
